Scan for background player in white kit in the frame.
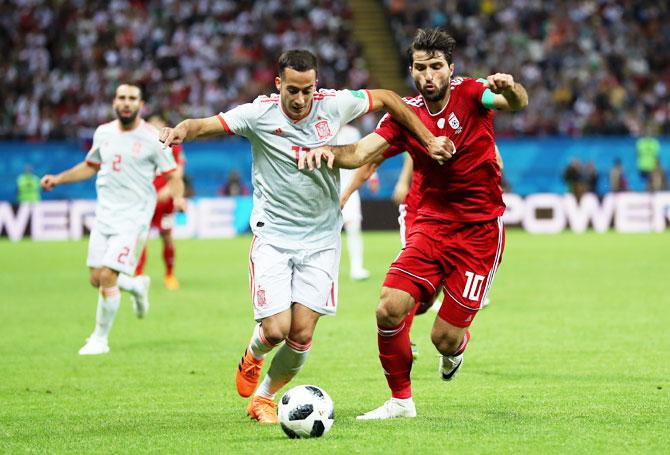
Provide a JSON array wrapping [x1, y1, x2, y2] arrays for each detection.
[[159, 50, 451, 424], [41, 84, 185, 356], [333, 124, 377, 281]]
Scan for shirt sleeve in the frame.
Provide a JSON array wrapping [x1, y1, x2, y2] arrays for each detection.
[[218, 101, 258, 138], [153, 144, 178, 174], [85, 128, 103, 167], [332, 89, 373, 125]]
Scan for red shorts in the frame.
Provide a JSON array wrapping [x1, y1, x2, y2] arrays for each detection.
[[384, 217, 505, 328], [151, 198, 175, 232]]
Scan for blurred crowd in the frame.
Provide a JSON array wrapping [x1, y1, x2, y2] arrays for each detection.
[[0, 0, 370, 140], [384, 0, 670, 137]]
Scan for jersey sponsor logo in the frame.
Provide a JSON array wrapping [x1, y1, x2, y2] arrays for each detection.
[[448, 112, 462, 134], [314, 120, 331, 140], [437, 118, 446, 129]]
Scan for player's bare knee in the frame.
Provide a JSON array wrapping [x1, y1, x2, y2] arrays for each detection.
[[431, 329, 462, 356], [377, 287, 412, 327], [260, 323, 289, 346], [98, 268, 118, 287], [287, 329, 312, 346], [89, 270, 101, 288]]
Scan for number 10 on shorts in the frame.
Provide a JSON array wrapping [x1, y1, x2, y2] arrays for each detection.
[[463, 271, 485, 301]]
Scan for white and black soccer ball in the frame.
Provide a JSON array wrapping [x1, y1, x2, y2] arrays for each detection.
[[278, 385, 334, 439]]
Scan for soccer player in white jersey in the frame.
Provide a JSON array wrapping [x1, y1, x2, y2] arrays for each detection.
[[333, 124, 376, 281], [41, 84, 185, 356], [159, 49, 452, 424]]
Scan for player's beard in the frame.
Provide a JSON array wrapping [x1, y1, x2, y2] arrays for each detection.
[[116, 108, 139, 126], [417, 81, 448, 103]]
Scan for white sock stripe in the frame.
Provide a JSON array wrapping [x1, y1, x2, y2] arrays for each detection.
[[388, 267, 437, 293], [377, 322, 406, 337], [285, 338, 311, 352]]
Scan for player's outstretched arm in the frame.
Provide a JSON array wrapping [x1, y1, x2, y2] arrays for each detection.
[[40, 161, 98, 191], [487, 74, 528, 111], [340, 160, 382, 208], [160, 116, 225, 146], [367, 89, 453, 161], [299, 132, 391, 171]]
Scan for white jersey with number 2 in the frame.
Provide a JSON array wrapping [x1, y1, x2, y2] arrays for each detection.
[[219, 89, 372, 249], [85, 119, 177, 235]]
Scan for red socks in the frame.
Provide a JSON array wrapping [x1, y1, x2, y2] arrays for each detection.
[[377, 320, 413, 399], [163, 242, 175, 275]]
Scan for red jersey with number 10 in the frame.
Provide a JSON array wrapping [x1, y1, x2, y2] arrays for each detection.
[[377, 77, 504, 222]]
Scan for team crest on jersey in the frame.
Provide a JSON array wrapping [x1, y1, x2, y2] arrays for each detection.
[[448, 112, 462, 134], [314, 120, 331, 140], [256, 288, 267, 306]]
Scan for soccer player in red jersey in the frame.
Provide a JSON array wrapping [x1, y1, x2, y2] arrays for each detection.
[[303, 28, 528, 419], [135, 115, 186, 290]]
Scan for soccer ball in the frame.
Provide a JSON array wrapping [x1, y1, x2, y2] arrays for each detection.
[[278, 385, 334, 438]]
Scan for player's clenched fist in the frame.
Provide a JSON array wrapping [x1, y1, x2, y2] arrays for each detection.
[[486, 73, 516, 94], [40, 175, 59, 191], [426, 136, 456, 163]]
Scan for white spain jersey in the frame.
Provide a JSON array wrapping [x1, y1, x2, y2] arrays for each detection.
[[219, 89, 372, 248], [85, 119, 177, 235]]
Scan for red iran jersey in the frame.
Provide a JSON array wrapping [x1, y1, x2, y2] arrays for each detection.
[[153, 144, 185, 191], [377, 77, 504, 222]]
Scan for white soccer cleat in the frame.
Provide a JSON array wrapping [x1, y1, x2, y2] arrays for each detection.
[[350, 268, 370, 281], [131, 275, 151, 318], [439, 353, 463, 381], [356, 398, 416, 420], [78, 336, 109, 355]]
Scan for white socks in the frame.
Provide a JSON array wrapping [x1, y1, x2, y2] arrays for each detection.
[[256, 338, 311, 399], [117, 273, 140, 294], [248, 323, 276, 360], [92, 286, 120, 339]]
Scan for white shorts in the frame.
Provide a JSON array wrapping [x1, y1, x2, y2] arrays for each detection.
[[248, 235, 341, 321], [86, 226, 148, 276], [342, 190, 362, 227]]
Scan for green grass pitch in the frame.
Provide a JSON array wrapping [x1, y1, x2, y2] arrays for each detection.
[[1, 231, 669, 453]]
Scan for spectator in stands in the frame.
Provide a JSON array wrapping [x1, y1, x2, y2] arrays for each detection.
[[583, 161, 599, 195], [382, 1, 670, 136], [219, 170, 250, 197], [1, 1, 369, 140], [16, 164, 41, 203], [648, 159, 668, 192], [637, 134, 661, 187], [563, 158, 585, 199], [609, 158, 628, 192]]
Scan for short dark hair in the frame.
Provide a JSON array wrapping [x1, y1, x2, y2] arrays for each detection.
[[408, 28, 457, 65], [278, 49, 318, 77]]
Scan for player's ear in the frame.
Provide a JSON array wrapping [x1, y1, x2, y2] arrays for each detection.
[[449, 63, 455, 76], [275, 77, 282, 91]]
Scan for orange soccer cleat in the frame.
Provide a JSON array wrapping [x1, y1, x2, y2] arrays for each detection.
[[163, 274, 180, 290], [236, 349, 264, 397], [246, 395, 278, 424]]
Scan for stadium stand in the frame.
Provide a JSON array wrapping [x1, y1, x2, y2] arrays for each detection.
[[382, 0, 670, 137], [0, 0, 370, 140]]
